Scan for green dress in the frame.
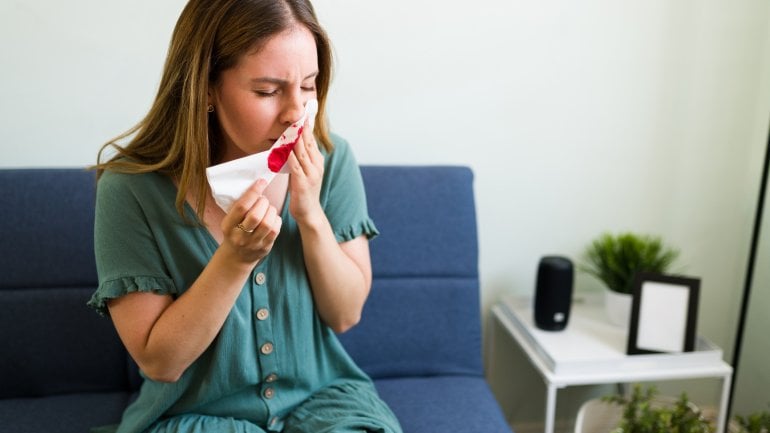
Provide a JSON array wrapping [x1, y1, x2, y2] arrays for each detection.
[[87, 135, 402, 433]]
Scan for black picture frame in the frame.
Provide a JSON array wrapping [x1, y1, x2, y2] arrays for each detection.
[[627, 272, 700, 355]]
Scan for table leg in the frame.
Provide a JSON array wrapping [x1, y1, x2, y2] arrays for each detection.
[[716, 372, 732, 433], [544, 384, 557, 433], [485, 310, 496, 376]]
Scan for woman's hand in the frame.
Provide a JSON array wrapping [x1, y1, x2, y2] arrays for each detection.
[[283, 123, 372, 333], [220, 179, 283, 265], [287, 118, 325, 224]]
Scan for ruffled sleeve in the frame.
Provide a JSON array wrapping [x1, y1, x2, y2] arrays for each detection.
[[87, 275, 178, 316], [320, 135, 379, 243], [88, 171, 178, 316], [334, 218, 380, 243]]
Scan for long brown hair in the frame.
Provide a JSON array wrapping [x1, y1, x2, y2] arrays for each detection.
[[93, 0, 334, 221]]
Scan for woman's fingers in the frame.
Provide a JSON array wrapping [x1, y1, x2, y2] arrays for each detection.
[[288, 151, 303, 175], [256, 209, 282, 245], [303, 126, 321, 166], [292, 118, 321, 172], [237, 196, 270, 234], [248, 204, 280, 241], [219, 178, 283, 264], [222, 179, 268, 230], [292, 135, 309, 171], [291, 137, 323, 180]]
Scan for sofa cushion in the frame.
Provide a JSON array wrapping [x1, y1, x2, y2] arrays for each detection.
[[0, 287, 129, 398], [361, 166, 478, 279], [0, 169, 97, 288], [374, 376, 512, 433], [0, 166, 511, 433], [339, 277, 482, 379], [0, 392, 131, 433], [0, 169, 130, 398], [344, 166, 483, 378]]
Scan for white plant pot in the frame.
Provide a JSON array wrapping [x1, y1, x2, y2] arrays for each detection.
[[604, 289, 632, 328]]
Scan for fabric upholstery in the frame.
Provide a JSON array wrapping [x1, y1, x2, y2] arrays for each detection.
[[0, 287, 128, 398], [339, 277, 483, 379], [341, 166, 482, 378], [375, 376, 513, 433], [0, 170, 129, 398], [0, 169, 98, 288], [0, 166, 512, 433], [360, 166, 479, 279], [0, 392, 131, 433]]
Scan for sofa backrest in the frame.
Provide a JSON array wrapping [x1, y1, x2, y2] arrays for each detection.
[[0, 165, 483, 398], [0, 169, 132, 398], [339, 166, 483, 379]]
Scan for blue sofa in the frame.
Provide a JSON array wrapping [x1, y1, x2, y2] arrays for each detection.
[[0, 166, 512, 433]]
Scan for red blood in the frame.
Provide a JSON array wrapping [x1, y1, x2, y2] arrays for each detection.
[[268, 125, 304, 172]]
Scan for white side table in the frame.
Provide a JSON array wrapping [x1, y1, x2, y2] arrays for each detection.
[[489, 295, 732, 433]]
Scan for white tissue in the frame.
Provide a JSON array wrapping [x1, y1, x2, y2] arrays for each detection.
[[206, 99, 318, 212]]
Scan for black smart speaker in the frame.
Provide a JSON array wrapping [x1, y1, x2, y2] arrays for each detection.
[[533, 256, 574, 331]]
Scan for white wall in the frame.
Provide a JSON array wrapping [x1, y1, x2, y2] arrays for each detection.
[[2, 0, 770, 428], [317, 0, 770, 356], [732, 160, 770, 417], [731, 16, 770, 413]]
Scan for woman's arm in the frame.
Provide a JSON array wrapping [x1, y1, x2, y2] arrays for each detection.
[[288, 126, 372, 333], [299, 222, 372, 333], [107, 180, 282, 382]]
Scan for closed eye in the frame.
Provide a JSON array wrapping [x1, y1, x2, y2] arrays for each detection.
[[254, 89, 279, 97]]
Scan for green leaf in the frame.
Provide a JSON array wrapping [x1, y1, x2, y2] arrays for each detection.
[[603, 384, 714, 433], [581, 232, 680, 294]]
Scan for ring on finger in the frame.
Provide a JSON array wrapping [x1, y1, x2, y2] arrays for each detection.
[[236, 223, 256, 233]]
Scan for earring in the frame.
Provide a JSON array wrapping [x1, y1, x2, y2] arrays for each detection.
[[207, 104, 214, 113]]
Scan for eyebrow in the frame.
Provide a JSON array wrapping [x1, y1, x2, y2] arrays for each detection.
[[250, 71, 318, 85]]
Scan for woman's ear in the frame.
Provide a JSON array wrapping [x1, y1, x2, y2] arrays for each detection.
[[207, 83, 218, 105], [207, 87, 216, 112]]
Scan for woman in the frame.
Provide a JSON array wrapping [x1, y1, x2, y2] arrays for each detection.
[[88, 1, 402, 432]]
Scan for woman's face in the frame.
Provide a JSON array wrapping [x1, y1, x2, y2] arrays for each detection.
[[210, 26, 319, 163]]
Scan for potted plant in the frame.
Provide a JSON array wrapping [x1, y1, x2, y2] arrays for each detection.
[[602, 384, 714, 433], [581, 232, 679, 327], [733, 409, 770, 433]]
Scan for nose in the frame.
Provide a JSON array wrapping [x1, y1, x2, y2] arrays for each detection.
[[279, 94, 306, 126]]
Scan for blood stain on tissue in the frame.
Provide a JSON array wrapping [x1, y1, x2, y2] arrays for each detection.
[[268, 124, 304, 172]]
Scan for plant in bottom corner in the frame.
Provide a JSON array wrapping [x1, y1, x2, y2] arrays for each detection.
[[733, 409, 770, 433], [581, 232, 680, 295], [602, 384, 714, 433]]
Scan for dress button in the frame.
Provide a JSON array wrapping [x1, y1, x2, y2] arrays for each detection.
[[263, 387, 275, 399], [256, 308, 270, 321], [255, 272, 266, 285], [265, 373, 278, 383], [260, 342, 274, 355]]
